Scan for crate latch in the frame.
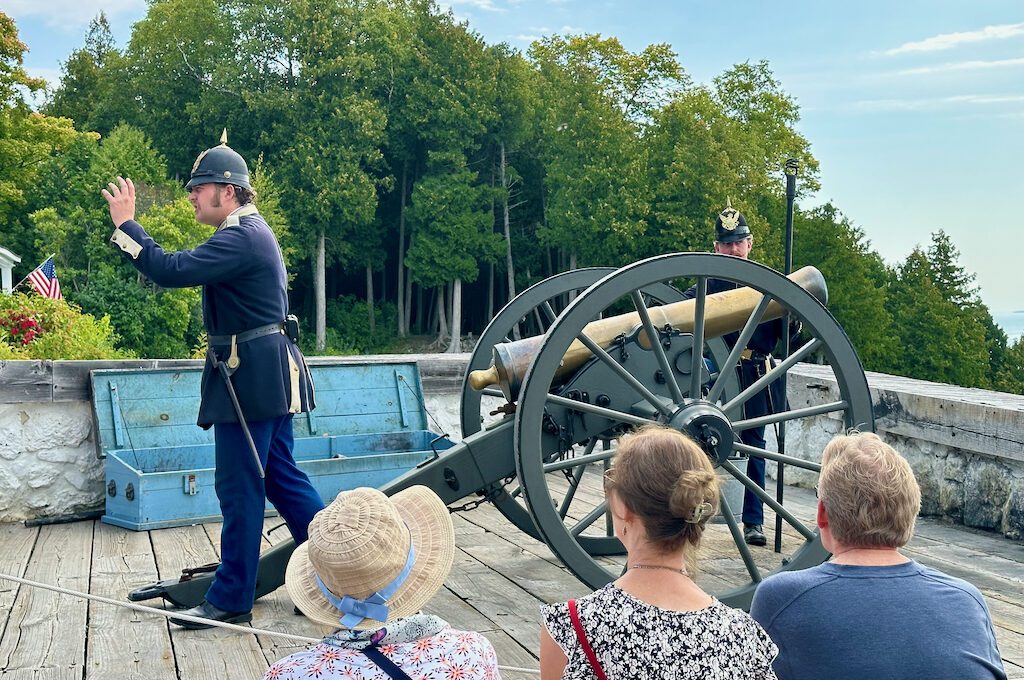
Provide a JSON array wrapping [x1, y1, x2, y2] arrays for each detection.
[[183, 473, 199, 496]]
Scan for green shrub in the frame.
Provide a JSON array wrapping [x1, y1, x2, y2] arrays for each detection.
[[299, 295, 398, 355], [0, 292, 131, 359]]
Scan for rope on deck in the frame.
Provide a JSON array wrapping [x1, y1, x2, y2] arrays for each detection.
[[0, 571, 541, 676]]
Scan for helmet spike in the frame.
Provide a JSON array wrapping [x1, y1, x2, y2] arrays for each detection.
[[726, 196, 732, 210], [220, 128, 228, 145]]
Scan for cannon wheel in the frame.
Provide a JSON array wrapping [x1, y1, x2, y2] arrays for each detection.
[[461, 268, 691, 551], [514, 253, 873, 609]]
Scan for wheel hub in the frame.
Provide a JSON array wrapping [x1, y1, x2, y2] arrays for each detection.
[[668, 400, 734, 466]]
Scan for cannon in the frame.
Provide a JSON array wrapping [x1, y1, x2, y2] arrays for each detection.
[[129, 252, 873, 611]]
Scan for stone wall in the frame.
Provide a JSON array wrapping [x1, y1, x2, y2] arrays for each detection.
[[1, 356, 1022, 538], [782, 364, 1024, 539], [0, 401, 99, 520]]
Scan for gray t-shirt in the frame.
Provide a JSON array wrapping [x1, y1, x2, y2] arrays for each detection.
[[750, 560, 1006, 680]]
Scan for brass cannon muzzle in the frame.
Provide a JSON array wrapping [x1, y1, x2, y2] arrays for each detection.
[[468, 265, 826, 400]]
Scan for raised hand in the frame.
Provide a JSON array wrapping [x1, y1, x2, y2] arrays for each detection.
[[101, 176, 137, 228]]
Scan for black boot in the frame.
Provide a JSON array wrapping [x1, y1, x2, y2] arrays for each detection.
[[169, 600, 252, 630], [744, 523, 767, 547]]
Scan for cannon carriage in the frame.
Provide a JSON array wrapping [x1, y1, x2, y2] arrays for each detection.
[[130, 252, 873, 611]]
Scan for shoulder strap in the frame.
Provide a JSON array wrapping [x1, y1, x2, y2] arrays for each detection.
[[568, 599, 609, 680], [361, 644, 414, 680]]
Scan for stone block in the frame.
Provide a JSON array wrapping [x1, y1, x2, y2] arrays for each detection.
[[1005, 486, 1024, 540], [962, 460, 1011, 530]]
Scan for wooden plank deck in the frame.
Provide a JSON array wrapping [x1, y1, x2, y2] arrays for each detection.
[[0, 478, 1021, 679]]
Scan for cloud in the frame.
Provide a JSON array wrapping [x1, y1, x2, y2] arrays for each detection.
[[884, 22, 1024, 55], [895, 57, 1024, 76], [514, 34, 543, 43], [855, 93, 1024, 112], [2, 0, 145, 31]]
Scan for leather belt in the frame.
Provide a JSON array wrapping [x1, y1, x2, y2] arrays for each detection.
[[208, 322, 284, 346], [741, 349, 770, 361], [208, 321, 285, 371]]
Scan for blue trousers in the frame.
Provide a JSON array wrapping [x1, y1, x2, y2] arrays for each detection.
[[206, 414, 324, 613], [741, 425, 768, 526], [739, 359, 773, 526]]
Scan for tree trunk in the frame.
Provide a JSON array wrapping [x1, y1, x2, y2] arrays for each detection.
[[568, 251, 578, 302], [415, 282, 423, 335], [396, 162, 408, 337], [448, 278, 463, 353], [426, 286, 437, 339], [366, 262, 375, 334], [404, 236, 414, 334], [315, 230, 326, 352], [487, 263, 494, 322], [436, 285, 449, 347], [500, 141, 519, 340]]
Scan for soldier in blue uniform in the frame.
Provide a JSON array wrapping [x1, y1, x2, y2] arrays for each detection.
[[102, 137, 325, 628], [683, 204, 784, 547]]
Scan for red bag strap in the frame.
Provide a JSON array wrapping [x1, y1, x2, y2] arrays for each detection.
[[568, 599, 609, 680]]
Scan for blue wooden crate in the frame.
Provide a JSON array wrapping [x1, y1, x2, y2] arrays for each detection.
[[92, 362, 452, 531]]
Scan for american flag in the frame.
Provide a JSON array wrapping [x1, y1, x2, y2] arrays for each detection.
[[28, 257, 62, 300]]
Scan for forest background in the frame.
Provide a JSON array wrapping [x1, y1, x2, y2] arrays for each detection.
[[1, 0, 1022, 394]]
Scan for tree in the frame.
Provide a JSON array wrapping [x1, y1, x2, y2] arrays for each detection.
[[793, 204, 896, 371], [405, 152, 502, 350], [531, 35, 677, 269], [885, 248, 989, 387], [485, 44, 537, 333], [123, 0, 239, 176], [45, 13, 130, 136], [993, 337, 1024, 395], [0, 12, 90, 268], [258, 0, 388, 351], [643, 61, 818, 266]]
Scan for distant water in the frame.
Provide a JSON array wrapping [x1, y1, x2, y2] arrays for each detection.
[[994, 311, 1024, 345]]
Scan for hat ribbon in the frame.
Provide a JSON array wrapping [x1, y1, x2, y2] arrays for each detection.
[[315, 541, 417, 629]]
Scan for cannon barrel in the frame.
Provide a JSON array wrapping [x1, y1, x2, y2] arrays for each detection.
[[468, 265, 826, 400]]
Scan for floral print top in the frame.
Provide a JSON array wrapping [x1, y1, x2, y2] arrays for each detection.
[[262, 625, 501, 680], [541, 583, 778, 680]]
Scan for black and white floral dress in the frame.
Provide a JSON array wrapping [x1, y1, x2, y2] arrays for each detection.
[[541, 583, 778, 680]]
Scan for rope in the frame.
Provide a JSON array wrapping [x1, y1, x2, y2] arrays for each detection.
[[0, 571, 540, 676]]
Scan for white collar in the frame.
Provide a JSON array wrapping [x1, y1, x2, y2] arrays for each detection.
[[218, 203, 259, 230]]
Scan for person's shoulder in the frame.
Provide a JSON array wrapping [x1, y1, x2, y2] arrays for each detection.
[[750, 564, 837, 624], [758, 562, 835, 593], [437, 629, 500, 672], [707, 603, 780, 666], [914, 562, 989, 602]]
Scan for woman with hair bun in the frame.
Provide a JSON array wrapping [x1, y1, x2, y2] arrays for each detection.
[[539, 425, 778, 680]]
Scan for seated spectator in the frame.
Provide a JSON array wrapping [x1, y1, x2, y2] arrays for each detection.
[[750, 432, 1006, 680], [539, 425, 778, 680], [263, 486, 501, 679]]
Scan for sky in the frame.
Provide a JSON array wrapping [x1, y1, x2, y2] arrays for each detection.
[[3, 0, 1023, 314]]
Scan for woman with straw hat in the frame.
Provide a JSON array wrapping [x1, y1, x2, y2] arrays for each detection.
[[539, 425, 778, 680], [263, 486, 501, 679]]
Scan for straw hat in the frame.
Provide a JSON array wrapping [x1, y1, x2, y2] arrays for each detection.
[[285, 485, 455, 630]]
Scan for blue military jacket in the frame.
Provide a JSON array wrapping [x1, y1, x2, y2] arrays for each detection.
[[682, 274, 784, 418], [110, 205, 315, 427]]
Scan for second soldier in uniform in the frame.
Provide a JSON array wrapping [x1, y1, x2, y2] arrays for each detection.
[[683, 204, 784, 547], [102, 135, 325, 627]]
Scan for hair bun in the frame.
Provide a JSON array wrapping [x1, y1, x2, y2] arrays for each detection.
[[669, 469, 719, 523]]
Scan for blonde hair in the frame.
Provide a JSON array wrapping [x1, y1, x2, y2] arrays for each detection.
[[818, 432, 921, 548], [605, 425, 719, 566]]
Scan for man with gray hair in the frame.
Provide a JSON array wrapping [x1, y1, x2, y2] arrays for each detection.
[[750, 431, 1006, 679]]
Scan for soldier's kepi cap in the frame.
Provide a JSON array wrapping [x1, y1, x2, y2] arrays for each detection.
[[714, 202, 751, 244], [185, 129, 251, 191]]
